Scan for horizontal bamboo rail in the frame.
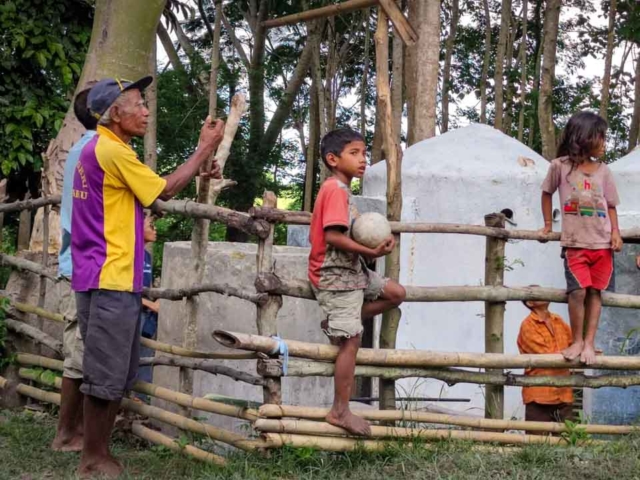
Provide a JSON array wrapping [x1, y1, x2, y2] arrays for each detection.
[[7, 298, 67, 322], [255, 419, 594, 446], [140, 337, 258, 360], [256, 274, 640, 309], [258, 358, 640, 388], [214, 330, 640, 370], [261, 0, 378, 28], [6, 318, 62, 356], [14, 370, 262, 451], [131, 423, 227, 466], [145, 284, 267, 305], [139, 355, 264, 386], [15, 359, 259, 422], [153, 199, 270, 239], [0, 254, 59, 282], [249, 206, 640, 243], [258, 404, 637, 435], [0, 195, 60, 213]]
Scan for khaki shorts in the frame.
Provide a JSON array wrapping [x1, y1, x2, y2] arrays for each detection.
[[59, 286, 84, 380], [312, 268, 388, 338]]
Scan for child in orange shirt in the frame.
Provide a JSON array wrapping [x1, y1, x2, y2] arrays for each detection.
[[517, 297, 574, 423]]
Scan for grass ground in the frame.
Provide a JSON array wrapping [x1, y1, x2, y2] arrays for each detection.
[[2, 409, 640, 480]]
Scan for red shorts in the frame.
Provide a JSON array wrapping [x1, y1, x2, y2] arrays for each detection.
[[563, 248, 614, 293]]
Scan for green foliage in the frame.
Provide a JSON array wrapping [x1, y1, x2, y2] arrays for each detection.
[[0, 0, 92, 176], [561, 412, 592, 446]]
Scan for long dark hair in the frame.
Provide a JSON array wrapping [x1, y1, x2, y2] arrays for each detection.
[[556, 111, 607, 164]]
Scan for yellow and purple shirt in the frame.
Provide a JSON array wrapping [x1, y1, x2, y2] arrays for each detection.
[[71, 125, 166, 293]]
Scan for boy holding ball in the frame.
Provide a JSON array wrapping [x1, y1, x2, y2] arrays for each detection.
[[308, 128, 406, 435]]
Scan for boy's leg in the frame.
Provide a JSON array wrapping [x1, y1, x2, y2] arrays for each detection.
[[326, 335, 371, 436], [361, 278, 406, 319], [581, 288, 602, 365]]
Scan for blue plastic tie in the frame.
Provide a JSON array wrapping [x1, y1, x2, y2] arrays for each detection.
[[269, 336, 289, 375]]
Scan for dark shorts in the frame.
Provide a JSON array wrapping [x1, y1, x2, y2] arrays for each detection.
[[76, 290, 142, 401], [525, 402, 574, 424], [563, 248, 614, 293]]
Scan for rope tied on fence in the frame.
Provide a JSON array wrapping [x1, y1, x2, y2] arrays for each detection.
[[269, 336, 290, 375]]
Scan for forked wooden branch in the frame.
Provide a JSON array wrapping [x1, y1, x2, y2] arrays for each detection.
[[5, 319, 62, 356], [262, 0, 378, 28], [144, 283, 267, 305]]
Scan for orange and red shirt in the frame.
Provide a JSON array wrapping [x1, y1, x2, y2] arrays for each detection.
[[517, 311, 573, 405], [308, 177, 367, 290]]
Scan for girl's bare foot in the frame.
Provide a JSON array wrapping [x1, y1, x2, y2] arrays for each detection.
[[580, 344, 597, 365], [562, 341, 584, 361], [326, 410, 371, 436]]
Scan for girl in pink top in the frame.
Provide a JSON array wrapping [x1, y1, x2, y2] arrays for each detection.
[[540, 111, 622, 365]]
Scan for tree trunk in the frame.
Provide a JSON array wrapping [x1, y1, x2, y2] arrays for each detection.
[[361, 8, 372, 135], [157, 23, 185, 73], [599, 0, 617, 120], [527, 0, 543, 148], [144, 40, 158, 172], [480, 0, 491, 124], [629, 52, 640, 152], [411, 0, 440, 142], [494, 0, 512, 131], [392, 21, 404, 144], [405, 0, 419, 145], [538, 0, 561, 160], [304, 78, 320, 212], [37, 0, 166, 252], [441, 0, 459, 133], [517, 0, 529, 143], [502, 12, 517, 133]]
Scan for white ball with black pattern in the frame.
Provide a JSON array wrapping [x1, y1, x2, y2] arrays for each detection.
[[351, 212, 392, 249]]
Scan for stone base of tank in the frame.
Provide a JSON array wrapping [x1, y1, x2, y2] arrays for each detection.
[[152, 242, 332, 436]]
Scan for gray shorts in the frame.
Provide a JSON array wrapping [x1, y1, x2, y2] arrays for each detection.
[[312, 268, 388, 338], [76, 290, 142, 401]]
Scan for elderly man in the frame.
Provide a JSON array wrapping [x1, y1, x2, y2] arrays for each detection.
[[71, 76, 224, 478]]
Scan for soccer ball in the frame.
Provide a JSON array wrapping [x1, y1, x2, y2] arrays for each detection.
[[352, 212, 392, 249]]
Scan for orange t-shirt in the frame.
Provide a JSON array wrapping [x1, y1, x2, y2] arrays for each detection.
[[517, 311, 574, 405], [308, 177, 367, 290]]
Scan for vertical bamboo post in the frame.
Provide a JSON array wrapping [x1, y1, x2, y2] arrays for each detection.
[[375, 7, 403, 412], [484, 213, 506, 419], [256, 191, 283, 404]]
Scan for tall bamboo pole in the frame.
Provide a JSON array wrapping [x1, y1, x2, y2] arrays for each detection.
[[484, 213, 506, 420], [375, 6, 403, 412], [255, 191, 283, 404]]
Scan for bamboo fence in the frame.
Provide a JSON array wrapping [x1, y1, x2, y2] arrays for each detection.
[[258, 404, 637, 435], [254, 419, 598, 446], [214, 330, 640, 370]]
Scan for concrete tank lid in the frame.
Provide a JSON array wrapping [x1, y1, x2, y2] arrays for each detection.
[[365, 123, 547, 178], [610, 147, 640, 173]]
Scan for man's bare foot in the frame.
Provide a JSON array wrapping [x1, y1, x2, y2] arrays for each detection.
[[326, 410, 371, 436], [562, 341, 584, 361], [580, 344, 597, 365], [78, 455, 123, 479], [51, 432, 83, 452]]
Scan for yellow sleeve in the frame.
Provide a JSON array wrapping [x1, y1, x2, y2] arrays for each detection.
[[102, 144, 166, 207]]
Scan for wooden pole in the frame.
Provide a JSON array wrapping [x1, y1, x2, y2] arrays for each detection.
[[255, 191, 283, 405], [262, 0, 378, 28], [0, 196, 60, 213], [213, 330, 640, 370], [255, 419, 596, 446], [139, 337, 257, 360], [139, 356, 264, 385], [258, 404, 638, 435], [144, 283, 267, 305], [0, 254, 59, 282], [132, 423, 227, 466], [484, 213, 506, 420], [375, 4, 404, 413], [5, 319, 62, 356]]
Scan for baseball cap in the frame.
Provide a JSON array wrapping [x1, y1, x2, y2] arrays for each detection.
[[88, 76, 153, 120]]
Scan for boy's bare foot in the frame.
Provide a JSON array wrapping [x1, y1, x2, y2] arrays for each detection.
[[51, 432, 83, 452], [326, 410, 371, 436], [580, 344, 597, 365], [78, 455, 123, 479], [562, 341, 584, 361]]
